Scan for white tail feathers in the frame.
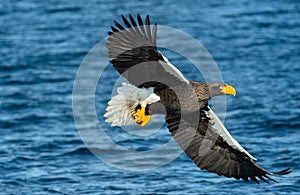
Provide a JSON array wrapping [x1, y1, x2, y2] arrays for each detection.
[[104, 83, 160, 126]]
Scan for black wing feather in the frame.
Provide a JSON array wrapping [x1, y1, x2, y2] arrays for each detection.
[[111, 26, 119, 32], [166, 107, 291, 183], [145, 15, 152, 43], [152, 23, 158, 47], [121, 15, 132, 28], [137, 14, 147, 36], [114, 21, 125, 30], [106, 14, 188, 90], [129, 14, 138, 28]]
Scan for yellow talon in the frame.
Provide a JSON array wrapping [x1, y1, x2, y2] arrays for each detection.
[[132, 106, 151, 126]]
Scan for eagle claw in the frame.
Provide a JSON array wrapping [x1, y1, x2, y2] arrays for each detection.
[[132, 106, 151, 126]]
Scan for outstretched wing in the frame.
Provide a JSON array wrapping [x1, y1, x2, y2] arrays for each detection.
[[166, 106, 291, 183], [106, 14, 189, 90]]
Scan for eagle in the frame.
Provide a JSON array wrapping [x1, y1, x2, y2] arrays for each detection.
[[104, 14, 291, 183]]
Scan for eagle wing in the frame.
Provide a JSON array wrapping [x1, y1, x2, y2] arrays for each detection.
[[166, 105, 291, 183], [106, 14, 189, 90]]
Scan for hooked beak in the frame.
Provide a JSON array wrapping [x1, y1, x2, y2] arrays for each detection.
[[221, 85, 236, 96]]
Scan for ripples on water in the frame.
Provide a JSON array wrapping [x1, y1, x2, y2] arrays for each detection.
[[1, 0, 299, 194]]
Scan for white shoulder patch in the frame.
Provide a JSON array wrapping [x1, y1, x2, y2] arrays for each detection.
[[159, 53, 189, 84], [206, 106, 257, 161], [104, 83, 160, 126]]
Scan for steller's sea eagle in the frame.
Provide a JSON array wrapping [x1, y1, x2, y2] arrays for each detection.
[[104, 14, 291, 183]]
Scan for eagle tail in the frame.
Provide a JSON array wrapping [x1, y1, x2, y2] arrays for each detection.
[[104, 82, 158, 126]]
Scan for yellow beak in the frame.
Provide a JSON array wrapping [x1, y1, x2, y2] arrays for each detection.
[[221, 85, 236, 96]]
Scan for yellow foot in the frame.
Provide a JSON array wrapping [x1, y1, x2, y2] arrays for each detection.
[[132, 106, 151, 126]]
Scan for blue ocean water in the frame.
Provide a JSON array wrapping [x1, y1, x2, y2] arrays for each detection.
[[1, 0, 300, 194]]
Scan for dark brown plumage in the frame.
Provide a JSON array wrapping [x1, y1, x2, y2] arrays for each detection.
[[106, 14, 291, 183]]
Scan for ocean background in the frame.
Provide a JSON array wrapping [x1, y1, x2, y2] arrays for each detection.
[[1, 0, 300, 194]]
